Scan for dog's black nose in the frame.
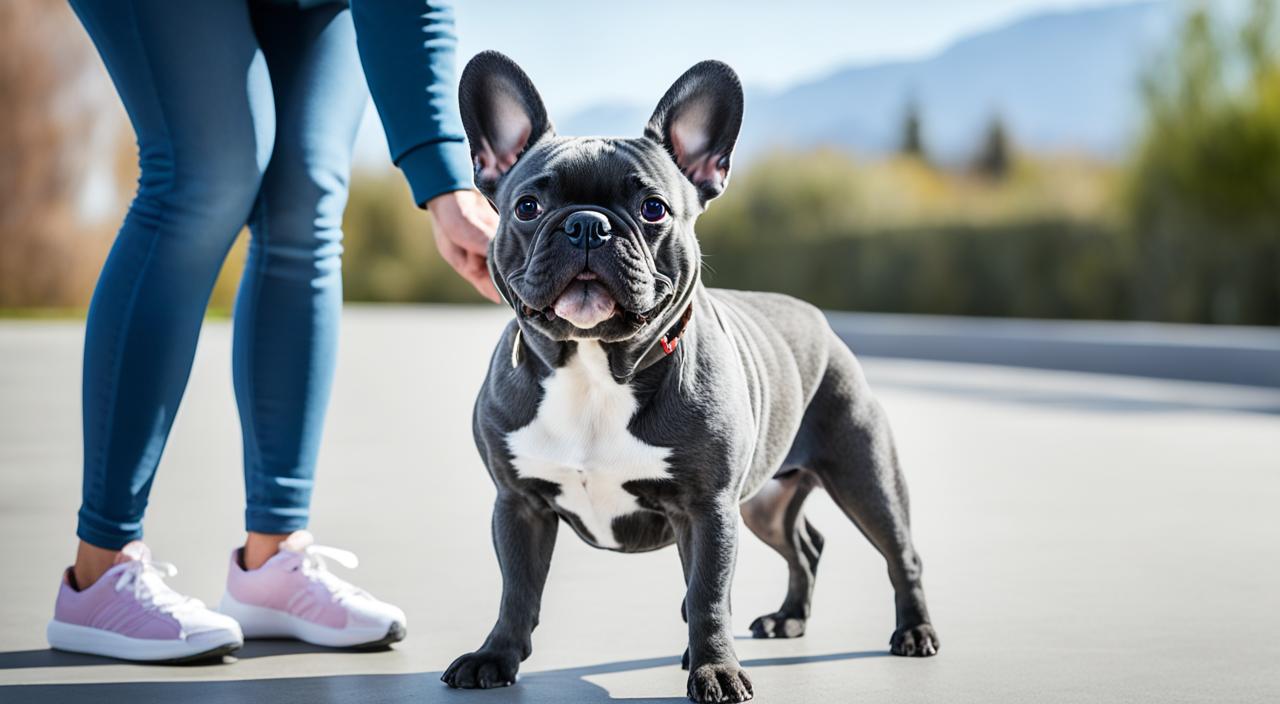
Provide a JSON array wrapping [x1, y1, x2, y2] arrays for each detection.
[[562, 211, 612, 250]]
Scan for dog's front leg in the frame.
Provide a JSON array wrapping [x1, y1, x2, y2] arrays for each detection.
[[679, 499, 754, 703], [442, 491, 557, 689]]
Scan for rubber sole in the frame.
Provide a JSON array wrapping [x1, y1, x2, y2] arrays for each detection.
[[47, 619, 243, 664], [218, 592, 406, 649], [147, 641, 242, 664], [348, 621, 407, 651]]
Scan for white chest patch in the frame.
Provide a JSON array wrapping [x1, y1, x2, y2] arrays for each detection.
[[506, 340, 671, 548]]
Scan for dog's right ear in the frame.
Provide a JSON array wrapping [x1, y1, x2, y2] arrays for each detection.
[[645, 60, 743, 204], [459, 51, 554, 198]]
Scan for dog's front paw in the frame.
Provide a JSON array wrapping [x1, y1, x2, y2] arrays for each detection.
[[441, 649, 520, 689], [890, 623, 939, 657], [687, 662, 753, 703], [749, 611, 807, 639]]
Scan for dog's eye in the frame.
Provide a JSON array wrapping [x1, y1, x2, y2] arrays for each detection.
[[514, 196, 542, 221], [640, 198, 667, 223]]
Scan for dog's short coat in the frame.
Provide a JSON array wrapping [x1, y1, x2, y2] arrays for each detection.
[[442, 52, 938, 703]]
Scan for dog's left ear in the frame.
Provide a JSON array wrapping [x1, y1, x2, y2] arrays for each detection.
[[645, 60, 744, 203], [459, 51, 554, 198]]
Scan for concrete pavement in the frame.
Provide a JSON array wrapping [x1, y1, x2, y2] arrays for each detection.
[[1, 306, 1278, 703]]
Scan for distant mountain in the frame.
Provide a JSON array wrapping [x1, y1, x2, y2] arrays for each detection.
[[558, 1, 1180, 163]]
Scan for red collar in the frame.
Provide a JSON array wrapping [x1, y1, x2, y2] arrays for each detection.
[[658, 304, 694, 355]]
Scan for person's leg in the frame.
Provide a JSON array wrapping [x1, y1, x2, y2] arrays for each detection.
[[69, 0, 275, 587], [235, 0, 367, 568], [215, 3, 404, 649]]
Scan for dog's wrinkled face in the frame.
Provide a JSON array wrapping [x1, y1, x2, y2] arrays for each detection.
[[459, 52, 743, 343], [486, 137, 696, 341]]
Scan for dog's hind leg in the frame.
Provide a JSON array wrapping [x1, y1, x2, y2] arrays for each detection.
[[740, 469, 824, 638], [798, 336, 938, 656]]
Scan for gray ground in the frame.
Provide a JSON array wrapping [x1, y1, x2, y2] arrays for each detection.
[[1, 306, 1278, 703]]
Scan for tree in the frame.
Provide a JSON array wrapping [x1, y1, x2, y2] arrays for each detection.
[[898, 96, 928, 162], [1127, 0, 1280, 324], [972, 112, 1012, 180], [0, 3, 114, 308]]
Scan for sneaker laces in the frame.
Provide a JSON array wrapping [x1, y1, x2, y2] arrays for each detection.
[[113, 557, 204, 615], [297, 544, 366, 603]]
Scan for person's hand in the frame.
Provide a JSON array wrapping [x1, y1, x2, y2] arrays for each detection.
[[426, 189, 502, 303]]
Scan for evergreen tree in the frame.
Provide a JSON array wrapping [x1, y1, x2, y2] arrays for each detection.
[[1128, 0, 1280, 323], [972, 113, 1012, 179], [899, 96, 927, 161]]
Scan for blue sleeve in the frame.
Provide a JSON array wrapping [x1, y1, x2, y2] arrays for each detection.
[[351, 0, 474, 207]]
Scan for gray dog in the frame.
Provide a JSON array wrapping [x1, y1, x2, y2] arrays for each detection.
[[442, 52, 938, 703]]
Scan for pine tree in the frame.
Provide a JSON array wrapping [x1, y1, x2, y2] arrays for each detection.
[[899, 97, 927, 161], [972, 113, 1011, 179]]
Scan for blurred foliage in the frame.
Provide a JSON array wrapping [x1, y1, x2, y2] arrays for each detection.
[[697, 150, 1118, 240], [701, 221, 1130, 319], [694, 152, 1127, 319], [340, 171, 486, 303], [0, 2, 111, 307], [1123, 0, 1280, 324]]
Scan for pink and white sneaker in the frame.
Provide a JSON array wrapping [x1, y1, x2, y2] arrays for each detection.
[[46, 542, 244, 663], [218, 531, 406, 649]]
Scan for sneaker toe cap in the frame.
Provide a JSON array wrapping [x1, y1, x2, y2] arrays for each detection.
[[182, 610, 244, 644], [347, 598, 406, 631]]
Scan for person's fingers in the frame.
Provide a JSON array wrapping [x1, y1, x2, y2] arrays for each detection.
[[452, 193, 498, 256], [443, 238, 499, 303], [470, 271, 502, 303], [428, 190, 497, 256], [466, 253, 501, 303], [433, 199, 501, 303], [460, 253, 499, 303], [451, 219, 493, 256], [466, 252, 486, 279], [435, 232, 469, 272]]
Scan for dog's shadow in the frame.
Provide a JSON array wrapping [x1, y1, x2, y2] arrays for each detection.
[[498, 650, 889, 703], [0, 646, 889, 703]]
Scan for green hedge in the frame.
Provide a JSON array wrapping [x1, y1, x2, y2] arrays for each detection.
[[701, 219, 1279, 324], [699, 221, 1136, 320]]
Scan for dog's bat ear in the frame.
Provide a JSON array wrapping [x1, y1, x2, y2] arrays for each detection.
[[459, 51, 554, 198], [645, 60, 743, 204]]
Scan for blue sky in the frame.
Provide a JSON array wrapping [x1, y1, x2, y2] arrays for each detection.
[[354, 0, 1150, 164]]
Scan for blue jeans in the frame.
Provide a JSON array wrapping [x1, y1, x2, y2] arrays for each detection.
[[69, 0, 367, 549]]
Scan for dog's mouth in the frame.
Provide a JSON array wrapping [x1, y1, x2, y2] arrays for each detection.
[[517, 271, 655, 330], [551, 273, 616, 330]]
